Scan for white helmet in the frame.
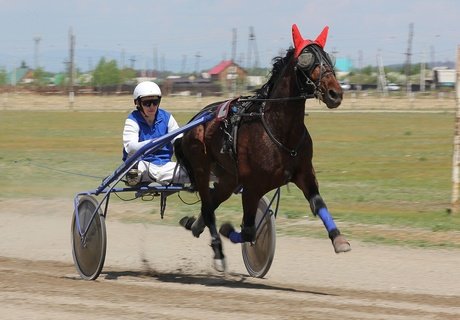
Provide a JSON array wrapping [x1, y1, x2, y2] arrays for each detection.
[[133, 81, 162, 100]]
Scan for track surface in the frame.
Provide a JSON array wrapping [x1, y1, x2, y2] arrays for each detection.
[[1, 198, 459, 319]]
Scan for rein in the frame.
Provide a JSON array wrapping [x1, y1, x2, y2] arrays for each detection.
[[237, 94, 315, 103]]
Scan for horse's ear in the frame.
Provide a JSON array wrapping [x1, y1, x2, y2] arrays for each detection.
[[292, 24, 303, 51], [314, 26, 329, 48], [292, 24, 312, 58]]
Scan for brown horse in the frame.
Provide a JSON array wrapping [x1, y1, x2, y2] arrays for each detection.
[[175, 24, 351, 271]]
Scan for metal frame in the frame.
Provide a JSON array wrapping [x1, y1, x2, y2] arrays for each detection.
[[73, 111, 214, 239]]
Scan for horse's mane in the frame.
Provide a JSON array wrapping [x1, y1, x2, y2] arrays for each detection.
[[255, 47, 295, 98]]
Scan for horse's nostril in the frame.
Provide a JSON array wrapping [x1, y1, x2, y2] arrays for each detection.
[[328, 89, 339, 100]]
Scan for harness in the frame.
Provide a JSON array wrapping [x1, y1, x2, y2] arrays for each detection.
[[219, 95, 311, 159], [217, 45, 335, 159]]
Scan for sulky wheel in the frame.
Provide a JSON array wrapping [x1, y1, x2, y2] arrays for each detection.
[[241, 196, 276, 278], [71, 195, 107, 280]]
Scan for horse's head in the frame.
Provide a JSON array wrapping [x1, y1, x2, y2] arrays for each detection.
[[292, 24, 343, 109]]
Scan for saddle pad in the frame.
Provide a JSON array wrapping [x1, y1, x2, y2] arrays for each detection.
[[215, 100, 232, 122]]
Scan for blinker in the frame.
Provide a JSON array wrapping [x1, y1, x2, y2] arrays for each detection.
[[297, 52, 315, 69]]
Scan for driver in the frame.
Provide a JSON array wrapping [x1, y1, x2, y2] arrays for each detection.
[[122, 81, 188, 185]]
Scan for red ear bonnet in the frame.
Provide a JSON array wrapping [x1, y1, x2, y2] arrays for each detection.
[[292, 24, 329, 58]]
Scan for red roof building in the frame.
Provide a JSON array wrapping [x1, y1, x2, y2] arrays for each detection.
[[207, 60, 247, 93]]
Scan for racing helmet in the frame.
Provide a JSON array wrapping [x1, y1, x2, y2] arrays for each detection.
[[133, 81, 162, 101]]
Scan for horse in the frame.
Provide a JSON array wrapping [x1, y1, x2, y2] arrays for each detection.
[[175, 24, 351, 271]]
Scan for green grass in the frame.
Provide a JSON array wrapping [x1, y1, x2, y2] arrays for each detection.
[[1, 110, 459, 247]]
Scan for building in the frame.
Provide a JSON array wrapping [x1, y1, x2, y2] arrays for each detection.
[[205, 60, 247, 93], [335, 57, 353, 77], [6, 67, 33, 85], [433, 67, 455, 88]]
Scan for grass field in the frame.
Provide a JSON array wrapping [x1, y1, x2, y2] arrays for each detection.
[[1, 94, 459, 248]]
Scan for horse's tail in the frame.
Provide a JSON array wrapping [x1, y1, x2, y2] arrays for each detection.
[[174, 137, 196, 188]]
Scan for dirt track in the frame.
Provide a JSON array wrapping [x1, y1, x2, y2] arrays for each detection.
[[0, 198, 459, 319]]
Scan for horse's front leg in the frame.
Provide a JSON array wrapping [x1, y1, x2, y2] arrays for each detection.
[[295, 169, 351, 253]]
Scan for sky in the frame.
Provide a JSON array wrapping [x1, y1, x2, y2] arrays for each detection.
[[0, 0, 458, 73]]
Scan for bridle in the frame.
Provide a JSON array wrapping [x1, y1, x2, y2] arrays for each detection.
[[294, 44, 336, 99], [259, 45, 336, 157]]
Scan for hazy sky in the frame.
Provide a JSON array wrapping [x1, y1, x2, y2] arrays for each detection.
[[0, 0, 458, 73]]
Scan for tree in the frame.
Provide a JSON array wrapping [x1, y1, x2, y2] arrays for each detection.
[[348, 65, 378, 85], [120, 67, 136, 84], [92, 58, 121, 87], [0, 68, 7, 85], [33, 67, 48, 87]]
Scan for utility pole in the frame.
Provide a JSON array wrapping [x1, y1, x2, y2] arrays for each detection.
[[231, 28, 237, 62], [430, 45, 436, 90], [420, 50, 426, 92], [451, 45, 460, 214], [129, 56, 136, 69], [247, 26, 260, 70], [68, 28, 75, 109], [181, 54, 187, 74], [194, 51, 201, 76], [377, 50, 387, 96], [120, 48, 125, 69], [33, 36, 41, 70], [160, 54, 165, 73], [153, 46, 158, 72], [404, 23, 414, 94], [357, 50, 363, 91]]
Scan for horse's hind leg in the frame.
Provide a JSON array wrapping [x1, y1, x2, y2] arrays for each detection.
[[179, 158, 233, 271], [179, 211, 205, 238], [180, 172, 237, 238], [198, 180, 238, 271], [219, 189, 260, 244]]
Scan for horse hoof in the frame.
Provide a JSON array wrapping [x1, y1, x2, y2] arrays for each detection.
[[213, 258, 227, 273], [219, 223, 235, 238], [179, 216, 195, 230], [333, 235, 351, 253], [191, 216, 205, 238]]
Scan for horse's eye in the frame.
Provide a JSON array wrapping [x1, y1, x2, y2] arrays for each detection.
[[298, 52, 315, 69]]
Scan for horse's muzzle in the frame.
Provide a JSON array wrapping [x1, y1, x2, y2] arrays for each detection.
[[324, 88, 343, 109]]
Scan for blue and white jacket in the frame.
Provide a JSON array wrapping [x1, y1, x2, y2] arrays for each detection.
[[122, 108, 181, 165]]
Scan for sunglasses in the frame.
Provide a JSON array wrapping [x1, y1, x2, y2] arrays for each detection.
[[141, 98, 161, 108]]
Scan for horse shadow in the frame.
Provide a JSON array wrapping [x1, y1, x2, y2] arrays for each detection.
[[101, 267, 335, 297]]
